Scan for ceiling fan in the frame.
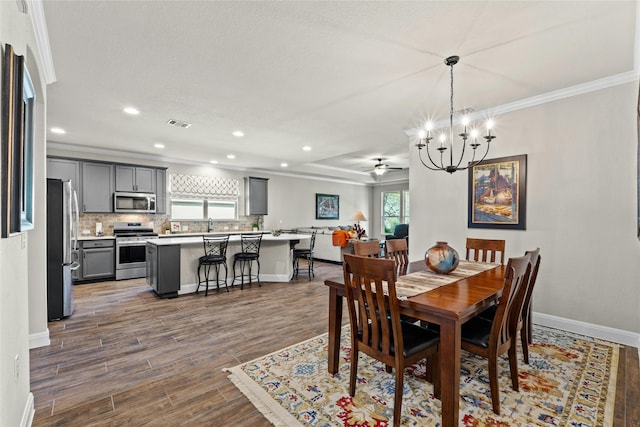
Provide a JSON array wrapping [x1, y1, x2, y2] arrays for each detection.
[[368, 158, 403, 176]]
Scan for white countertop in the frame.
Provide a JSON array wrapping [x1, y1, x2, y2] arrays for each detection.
[[148, 233, 309, 246], [78, 235, 115, 240]]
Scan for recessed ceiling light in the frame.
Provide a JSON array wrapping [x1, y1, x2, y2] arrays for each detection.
[[123, 107, 140, 115], [227, 154, 236, 159], [302, 146, 311, 151], [209, 160, 218, 164], [154, 143, 165, 149], [50, 127, 66, 134], [232, 131, 244, 137], [280, 163, 288, 168]]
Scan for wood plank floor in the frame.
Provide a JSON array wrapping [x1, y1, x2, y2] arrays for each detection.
[[30, 261, 640, 426]]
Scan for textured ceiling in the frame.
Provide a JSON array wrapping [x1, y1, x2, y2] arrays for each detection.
[[42, 1, 636, 183]]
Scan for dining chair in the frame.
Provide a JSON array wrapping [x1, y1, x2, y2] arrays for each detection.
[[385, 238, 409, 276], [518, 248, 541, 364], [342, 254, 440, 427], [232, 233, 263, 289], [353, 240, 381, 258], [196, 234, 230, 295], [460, 254, 531, 415], [292, 231, 317, 279], [465, 238, 506, 264], [477, 248, 541, 364]]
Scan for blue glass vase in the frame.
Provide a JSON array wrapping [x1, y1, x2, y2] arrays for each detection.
[[425, 241, 459, 274]]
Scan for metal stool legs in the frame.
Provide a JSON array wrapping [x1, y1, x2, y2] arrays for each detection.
[[232, 257, 261, 289], [197, 261, 228, 295]]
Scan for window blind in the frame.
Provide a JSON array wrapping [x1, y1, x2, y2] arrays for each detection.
[[169, 173, 240, 200]]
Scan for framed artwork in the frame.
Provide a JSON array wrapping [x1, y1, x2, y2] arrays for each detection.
[[1, 44, 24, 237], [468, 154, 527, 230], [316, 193, 339, 220]]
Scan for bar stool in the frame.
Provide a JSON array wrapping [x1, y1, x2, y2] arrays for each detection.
[[197, 235, 230, 295], [232, 233, 263, 289], [293, 231, 316, 279]]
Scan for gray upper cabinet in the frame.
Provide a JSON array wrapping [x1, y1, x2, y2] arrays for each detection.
[[82, 162, 114, 212], [115, 165, 155, 193], [245, 177, 269, 215], [47, 158, 81, 195], [155, 169, 167, 214]]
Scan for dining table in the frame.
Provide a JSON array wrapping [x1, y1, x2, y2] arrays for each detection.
[[324, 259, 507, 427]]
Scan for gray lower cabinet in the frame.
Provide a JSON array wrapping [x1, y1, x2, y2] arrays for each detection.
[[146, 243, 179, 298], [82, 162, 114, 212], [77, 239, 115, 281]]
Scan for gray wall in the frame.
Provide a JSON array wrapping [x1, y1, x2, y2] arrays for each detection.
[[409, 81, 640, 334]]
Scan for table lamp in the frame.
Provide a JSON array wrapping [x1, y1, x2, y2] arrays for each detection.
[[351, 211, 367, 239], [351, 211, 367, 225]]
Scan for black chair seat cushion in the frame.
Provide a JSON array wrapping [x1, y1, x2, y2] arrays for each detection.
[[477, 304, 497, 321], [293, 249, 311, 257], [358, 321, 439, 358], [199, 255, 226, 264], [461, 316, 492, 349], [234, 252, 259, 261]]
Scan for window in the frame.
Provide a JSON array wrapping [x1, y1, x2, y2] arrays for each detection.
[[382, 190, 409, 234], [170, 198, 237, 221]]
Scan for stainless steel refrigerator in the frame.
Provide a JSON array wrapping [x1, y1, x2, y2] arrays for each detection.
[[47, 178, 79, 321]]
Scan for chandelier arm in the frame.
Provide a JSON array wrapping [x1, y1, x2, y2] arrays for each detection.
[[417, 148, 446, 171], [428, 143, 448, 170], [454, 136, 468, 170], [456, 141, 492, 171]]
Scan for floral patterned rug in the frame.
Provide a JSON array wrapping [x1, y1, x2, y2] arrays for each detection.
[[226, 325, 619, 426]]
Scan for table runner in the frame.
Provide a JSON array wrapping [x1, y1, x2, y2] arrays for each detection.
[[395, 260, 498, 299]]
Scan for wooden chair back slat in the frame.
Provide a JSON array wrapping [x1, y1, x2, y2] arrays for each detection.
[[353, 240, 381, 258], [385, 238, 409, 276], [466, 238, 506, 265]]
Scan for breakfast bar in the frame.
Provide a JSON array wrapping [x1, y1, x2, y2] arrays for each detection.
[[146, 232, 310, 297]]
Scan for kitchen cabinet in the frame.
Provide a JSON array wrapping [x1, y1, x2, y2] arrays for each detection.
[[155, 169, 167, 214], [116, 165, 155, 193], [77, 239, 115, 281], [82, 162, 114, 212], [47, 158, 81, 195], [146, 243, 179, 298], [245, 176, 268, 215]]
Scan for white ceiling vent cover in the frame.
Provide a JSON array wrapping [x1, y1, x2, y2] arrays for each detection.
[[166, 119, 192, 129]]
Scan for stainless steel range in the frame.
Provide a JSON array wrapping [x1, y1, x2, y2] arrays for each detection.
[[114, 221, 158, 280]]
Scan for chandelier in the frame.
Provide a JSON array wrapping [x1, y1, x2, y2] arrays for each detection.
[[414, 55, 495, 173]]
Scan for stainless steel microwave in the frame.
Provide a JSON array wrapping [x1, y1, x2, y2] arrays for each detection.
[[113, 192, 156, 213]]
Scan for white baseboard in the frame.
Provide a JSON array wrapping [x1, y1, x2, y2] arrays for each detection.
[[29, 328, 50, 349], [177, 274, 291, 295], [20, 392, 34, 427], [533, 312, 640, 349]]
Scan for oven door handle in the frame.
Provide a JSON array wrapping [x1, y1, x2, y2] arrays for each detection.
[[116, 241, 149, 247]]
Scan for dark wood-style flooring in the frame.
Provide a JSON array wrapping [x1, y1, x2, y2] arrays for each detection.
[[30, 261, 639, 426]]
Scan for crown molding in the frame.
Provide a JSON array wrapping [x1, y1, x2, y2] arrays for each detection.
[[47, 142, 372, 186], [404, 70, 640, 137], [29, 0, 56, 84]]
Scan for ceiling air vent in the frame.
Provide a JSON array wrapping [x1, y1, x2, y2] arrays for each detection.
[[166, 119, 192, 129]]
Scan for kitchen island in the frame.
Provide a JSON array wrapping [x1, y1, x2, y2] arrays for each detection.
[[146, 232, 309, 297]]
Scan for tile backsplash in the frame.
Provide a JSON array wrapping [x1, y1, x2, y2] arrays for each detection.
[[78, 213, 263, 236]]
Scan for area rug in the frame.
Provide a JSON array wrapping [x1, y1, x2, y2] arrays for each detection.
[[225, 325, 619, 426]]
